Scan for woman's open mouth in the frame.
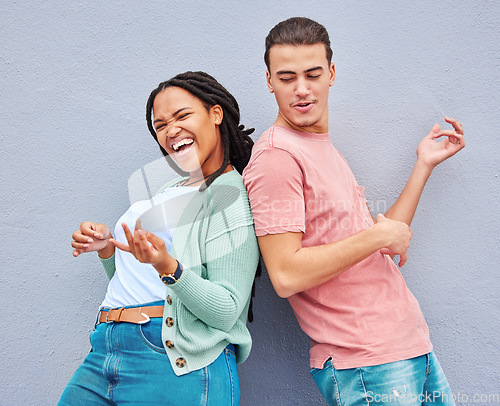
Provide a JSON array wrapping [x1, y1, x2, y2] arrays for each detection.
[[171, 138, 194, 155]]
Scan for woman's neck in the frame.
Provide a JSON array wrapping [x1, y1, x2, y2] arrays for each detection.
[[183, 164, 233, 187]]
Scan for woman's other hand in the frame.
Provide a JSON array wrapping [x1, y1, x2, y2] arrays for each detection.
[[72, 221, 114, 258], [110, 221, 178, 275]]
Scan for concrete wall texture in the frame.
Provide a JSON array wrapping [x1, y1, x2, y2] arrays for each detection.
[[1, 1, 498, 405]]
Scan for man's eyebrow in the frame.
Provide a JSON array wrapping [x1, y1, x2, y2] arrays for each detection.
[[305, 66, 324, 73], [153, 107, 190, 124], [275, 66, 324, 75]]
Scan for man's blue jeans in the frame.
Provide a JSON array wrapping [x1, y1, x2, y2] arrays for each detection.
[[58, 302, 240, 405], [311, 352, 455, 405]]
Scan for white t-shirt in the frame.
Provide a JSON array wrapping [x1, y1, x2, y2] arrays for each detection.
[[100, 185, 197, 309]]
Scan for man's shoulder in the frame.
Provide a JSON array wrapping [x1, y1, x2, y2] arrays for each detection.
[[248, 126, 303, 169], [254, 125, 302, 151]]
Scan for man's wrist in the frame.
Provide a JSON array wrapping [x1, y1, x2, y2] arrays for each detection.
[[367, 222, 390, 251], [414, 157, 435, 176]]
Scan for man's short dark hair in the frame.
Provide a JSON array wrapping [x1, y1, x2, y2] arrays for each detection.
[[264, 17, 333, 70]]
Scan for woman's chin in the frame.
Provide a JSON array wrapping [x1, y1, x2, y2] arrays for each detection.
[[171, 157, 201, 175]]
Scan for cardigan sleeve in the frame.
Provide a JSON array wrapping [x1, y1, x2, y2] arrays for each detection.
[[99, 253, 116, 280], [168, 223, 259, 332]]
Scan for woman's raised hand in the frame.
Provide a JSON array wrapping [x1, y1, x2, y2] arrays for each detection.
[[72, 221, 113, 258], [110, 221, 177, 275]]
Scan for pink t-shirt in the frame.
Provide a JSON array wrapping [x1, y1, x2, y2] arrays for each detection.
[[243, 125, 432, 369]]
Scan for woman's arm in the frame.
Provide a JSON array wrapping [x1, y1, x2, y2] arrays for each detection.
[[72, 221, 116, 279], [168, 225, 259, 331]]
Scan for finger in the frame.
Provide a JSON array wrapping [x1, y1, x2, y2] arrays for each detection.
[[425, 123, 441, 139], [444, 117, 463, 134], [146, 232, 165, 250], [135, 229, 153, 259], [92, 230, 109, 240], [71, 241, 90, 250], [122, 223, 135, 247], [135, 219, 142, 232], [95, 224, 110, 239], [80, 222, 97, 237], [431, 129, 457, 139], [72, 231, 93, 244], [399, 252, 408, 267], [432, 130, 465, 145], [448, 133, 465, 146], [73, 249, 82, 257], [436, 131, 465, 146], [110, 238, 131, 253], [379, 248, 391, 255], [376, 213, 385, 222]]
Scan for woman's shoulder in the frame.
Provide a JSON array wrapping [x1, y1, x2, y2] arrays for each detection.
[[212, 170, 244, 187], [206, 171, 253, 224], [209, 171, 248, 203]]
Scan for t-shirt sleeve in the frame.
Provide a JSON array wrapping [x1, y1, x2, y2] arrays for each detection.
[[243, 148, 305, 236]]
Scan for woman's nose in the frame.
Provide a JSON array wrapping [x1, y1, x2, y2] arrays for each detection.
[[166, 123, 181, 139]]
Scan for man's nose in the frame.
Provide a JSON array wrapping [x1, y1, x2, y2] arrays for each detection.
[[295, 78, 310, 97]]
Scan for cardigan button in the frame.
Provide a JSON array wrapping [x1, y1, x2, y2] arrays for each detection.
[[166, 317, 174, 327], [165, 340, 174, 349], [166, 295, 172, 305], [176, 358, 186, 368]]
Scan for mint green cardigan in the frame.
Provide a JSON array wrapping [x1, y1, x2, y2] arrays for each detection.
[[100, 170, 259, 376]]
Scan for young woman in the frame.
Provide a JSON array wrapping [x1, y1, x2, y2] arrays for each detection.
[[59, 71, 260, 405]]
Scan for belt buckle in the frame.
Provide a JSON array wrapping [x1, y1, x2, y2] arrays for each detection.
[[137, 311, 151, 325], [105, 310, 113, 323]]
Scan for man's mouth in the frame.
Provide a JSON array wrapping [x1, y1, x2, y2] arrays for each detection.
[[293, 101, 314, 113], [171, 138, 194, 153]]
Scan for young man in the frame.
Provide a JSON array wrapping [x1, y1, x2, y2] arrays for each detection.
[[243, 17, 464, 405]]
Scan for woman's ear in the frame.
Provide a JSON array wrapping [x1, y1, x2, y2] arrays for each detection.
[[211, 105, 223, 125]]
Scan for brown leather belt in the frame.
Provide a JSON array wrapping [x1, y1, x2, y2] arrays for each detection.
[[98, 305, 164, 325]]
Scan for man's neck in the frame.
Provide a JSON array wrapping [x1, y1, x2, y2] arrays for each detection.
[[274, 112, 328, 134]]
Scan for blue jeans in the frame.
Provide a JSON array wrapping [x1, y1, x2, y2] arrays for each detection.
[[59, 302, 240, 405], [311, 352, 455, 405]]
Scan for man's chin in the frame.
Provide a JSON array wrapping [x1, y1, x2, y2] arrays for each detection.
[[289, 119, 322, 132]]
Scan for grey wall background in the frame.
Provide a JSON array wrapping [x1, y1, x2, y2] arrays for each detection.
[[1, 1, 498, 405]]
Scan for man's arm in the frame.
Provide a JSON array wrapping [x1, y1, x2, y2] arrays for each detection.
[[384, 117, 465, 225], [258, 213, 412, 298]]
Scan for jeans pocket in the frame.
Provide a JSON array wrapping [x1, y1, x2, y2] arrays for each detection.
[[311, 359, 341, 406], [88, 323, 102, 351], [311, 358, 332, 377], [136, 321, 166, 353], [224, 346, 240, 406]]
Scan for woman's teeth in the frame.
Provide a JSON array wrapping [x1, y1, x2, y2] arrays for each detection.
[[172, 138, 194, 151]]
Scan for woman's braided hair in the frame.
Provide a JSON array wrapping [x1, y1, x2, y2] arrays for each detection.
[[146, 71, 255, 189], [146, 71, 261, 321]]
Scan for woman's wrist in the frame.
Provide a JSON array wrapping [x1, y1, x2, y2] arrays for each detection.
[[153, 255, 178, 275], [97, 241, 115, 259]]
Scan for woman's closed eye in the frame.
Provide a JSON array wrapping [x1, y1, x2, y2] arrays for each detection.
[[178, 112, 191, 120]]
